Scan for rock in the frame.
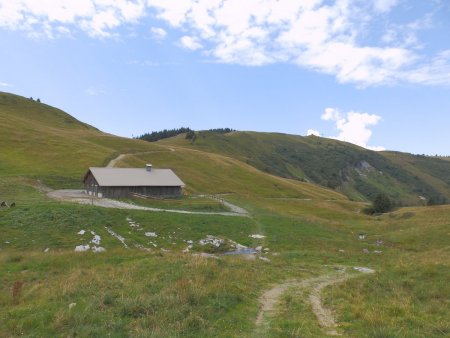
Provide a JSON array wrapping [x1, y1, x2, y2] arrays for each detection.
[[69, 303, 77, 309], [375, 240, 384, 246], [255, 246, 263, 252], [338, 249, 345, 253], [353, 266, 375, 274], [358, 234, 366, 240], [182, 247, 190, 253], [264, 248, 269, 251], [249, 234, 266, 239], [77, 230, 86, 235], [43, 248, 50, 253], [373, 250, 383, 254], [74, 245, 90, 252], [363, 248, 369, 254], [259, 256, 271, 263]]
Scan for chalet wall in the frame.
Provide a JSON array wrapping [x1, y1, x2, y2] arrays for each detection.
[[99, 186, 182, 198]]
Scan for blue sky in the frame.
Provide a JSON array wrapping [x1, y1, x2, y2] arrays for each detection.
[[0, 0, 449, 154]]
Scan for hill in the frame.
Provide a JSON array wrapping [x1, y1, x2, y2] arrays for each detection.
[[158, 130, 450, 205], [0, 92, 448, 337], [0, 92, 161, 187]]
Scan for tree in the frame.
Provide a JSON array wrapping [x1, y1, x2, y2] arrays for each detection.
[[372, 193, 393, 214], [185, 130, 196, 140]]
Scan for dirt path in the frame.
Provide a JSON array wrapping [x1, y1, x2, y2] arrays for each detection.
[[47, 190, 249, 217], [107, 154, 126, 167], [254, 267, 375, 336], [106, 148, 176, 168]]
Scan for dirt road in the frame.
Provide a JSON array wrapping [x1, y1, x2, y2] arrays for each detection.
[[47, 190, 249, 217]]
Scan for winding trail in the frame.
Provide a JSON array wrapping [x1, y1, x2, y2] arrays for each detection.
[[254, 267, 375, 336], [47, 190, 249, 217], [106, 154, 127, 167], [106, 150, 173, 168]]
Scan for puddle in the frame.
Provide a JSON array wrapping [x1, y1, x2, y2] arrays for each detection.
[[223, 248, 258, 255]]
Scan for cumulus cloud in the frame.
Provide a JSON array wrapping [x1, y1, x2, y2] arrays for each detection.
[[0, 81, 12, 87], [307, 129, 321, 137], [373, 0, 400, 13], [311, 108, 385, 151], [150, 26, 166, 40], [179, 35, 202, 50], [1, 0, 449, 86]]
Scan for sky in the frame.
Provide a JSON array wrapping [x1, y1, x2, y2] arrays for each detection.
[[1, 0, 450, 155]]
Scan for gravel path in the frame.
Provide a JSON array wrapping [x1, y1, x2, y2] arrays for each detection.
[[106, 154, 126, 167], [254, 267, 375, 336], [47, 190, 249, 217]]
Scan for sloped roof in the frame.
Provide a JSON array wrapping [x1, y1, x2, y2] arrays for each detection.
[[85, 167, 185, 187]]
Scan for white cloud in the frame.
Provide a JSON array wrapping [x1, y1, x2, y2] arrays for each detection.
[[314, 108, 385, 151], [1, 0, 449, 86], [179, 35, 202, 51], [373, 0, 400, 13], [0, 81, 13, 87], [150, 26, 166, 40], [307, 129, 321, 136]]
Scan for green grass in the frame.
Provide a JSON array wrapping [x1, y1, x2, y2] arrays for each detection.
[[0, 92, 449, 337], [119, 195, 229, 212], [158, 131, 450, 205]]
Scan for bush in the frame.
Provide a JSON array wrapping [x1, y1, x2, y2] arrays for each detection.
[[364, 193, 393, 215]]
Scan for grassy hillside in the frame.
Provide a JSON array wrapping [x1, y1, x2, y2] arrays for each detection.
[[0, 92, 448, 337], [158, 131, 450, 205], [0, 92, 161, 187]]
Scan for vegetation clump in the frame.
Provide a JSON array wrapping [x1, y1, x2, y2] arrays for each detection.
[[364, 193, 394, 214], [137, 127, 192, 142]]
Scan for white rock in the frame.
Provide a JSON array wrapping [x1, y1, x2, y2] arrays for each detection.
[[259, 256, 271, 263], [263, 248, 270, 251], [255, 246, 263, 252], [43, 248, 50, 253], [77, 230, 85, 235], [235, 243, 248, 250], [249, 234, 266, 239], [353, 266, 375, 274], [90, 235, 101, 245], [69, 303, 77, 309], [145, 232, 158, 238], [92, 246, 106, 253], [75, 245, 90, 252]]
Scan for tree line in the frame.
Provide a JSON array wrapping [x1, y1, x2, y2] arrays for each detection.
[[137, 127, 235, 143]]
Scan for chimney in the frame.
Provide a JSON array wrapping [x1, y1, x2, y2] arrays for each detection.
[[146, 164, 152, 172]]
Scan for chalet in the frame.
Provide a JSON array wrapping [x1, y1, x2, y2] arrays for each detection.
[[83, 164, 185, 199]]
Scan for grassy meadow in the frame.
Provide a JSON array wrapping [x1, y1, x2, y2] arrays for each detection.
[[0, 92, 449, 337]]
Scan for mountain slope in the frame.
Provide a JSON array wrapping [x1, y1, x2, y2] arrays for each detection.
[[0, 92, 345, 204], [158, 131, 450, 205], [0, 92, 161, 186]]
